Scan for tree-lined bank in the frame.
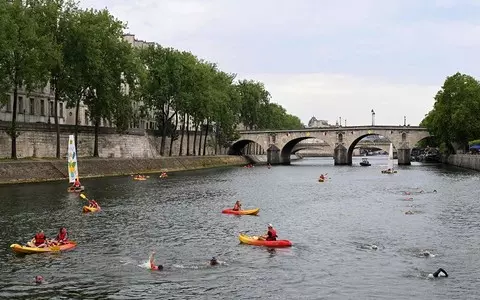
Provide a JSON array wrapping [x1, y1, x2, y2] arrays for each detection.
[[0, 0, 304, 160]]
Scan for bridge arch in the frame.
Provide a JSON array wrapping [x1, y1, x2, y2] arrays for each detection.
[[228, 139, 266, 156], [347, 134, 395, 165], [280, 137, 314, 164]]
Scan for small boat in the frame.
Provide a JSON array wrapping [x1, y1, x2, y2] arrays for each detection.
[[10, 241, 77, 254], [133, 177, 147, 181], [360, 158, 371, 166], [67, 186, 85, 193], [82, 205, 101, 213], [239, 233, 292, 248], [382, 143, 397, 174], [222, 208, 260, 215], [67, 135, 84, 193]]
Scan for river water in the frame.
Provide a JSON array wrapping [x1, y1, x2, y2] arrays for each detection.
[[0, 157, 479, 300]]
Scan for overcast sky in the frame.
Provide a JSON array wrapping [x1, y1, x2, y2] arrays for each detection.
[[79, 0, 480, 126]]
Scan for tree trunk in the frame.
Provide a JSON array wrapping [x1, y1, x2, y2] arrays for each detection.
[[74, 98, 80, 152], [10, 86, 18, 159], [54, 79, 60, 159], [93, 117, 99, 157], [214, 124, 218, 155], [197, 122, 203, 156], [203, 121, 209, 156], [193, 123, 198, 156], [186, 114, 191, 156], [169, 112, 178, 156], [178, 112, 186, 156]]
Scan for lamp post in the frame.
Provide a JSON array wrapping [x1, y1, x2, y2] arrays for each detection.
[[371, 109, 375, 126], [345, 119, 347, 127], [404, 116, 406, 126], [339, 117, 342, 127]]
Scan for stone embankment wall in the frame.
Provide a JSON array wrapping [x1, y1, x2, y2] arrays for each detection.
[[0, 155, 248, 184], [0, 122, 227, 159], [446, 154, 480, 171]]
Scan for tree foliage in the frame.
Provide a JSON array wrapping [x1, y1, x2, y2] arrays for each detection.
[[0, 1, 304, 158], [421, 72, 480, 152]]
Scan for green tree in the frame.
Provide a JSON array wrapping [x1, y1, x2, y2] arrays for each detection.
[[421, 72, 480, 153], [237, 79, 270, 130], [0, 0, 53, 159], [37, 0, 79, 158]]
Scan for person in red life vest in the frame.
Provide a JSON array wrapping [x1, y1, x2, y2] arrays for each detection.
[[261, 224, 277, 241], [319, 174, 325, 181], [54, 227, 68, 244], [29, 231, 47, 248], [232, 200, 242, 211], [149, 252, 163, 271], [88, 199, 99, 209], [72, 178, 81, 188]]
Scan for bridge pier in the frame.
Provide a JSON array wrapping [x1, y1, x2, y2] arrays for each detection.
[[267, 145, 281, 165], [334, 144, 349, 165], [397, 147, 411, 165]]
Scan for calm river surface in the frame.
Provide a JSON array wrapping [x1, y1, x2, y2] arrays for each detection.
[[0, 157, 479, 299]]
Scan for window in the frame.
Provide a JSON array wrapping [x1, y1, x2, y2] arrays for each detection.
[[18, 96, 24, 114], [59, 102, 64, 118], [49, 101, 54, 116], [6, 95, 12, 112], [30, 98, 35, 115], [40, 99, 45, 116]]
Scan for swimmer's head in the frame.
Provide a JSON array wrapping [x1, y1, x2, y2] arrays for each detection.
[[210, 257, 218, 265], [157, 265, 163, 270], [371, 245, 378, 250], [35, 275, 43, 284]]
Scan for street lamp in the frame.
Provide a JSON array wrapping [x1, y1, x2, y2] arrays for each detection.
[[371, 109, 375, 126], [404, 116, 406, 126]]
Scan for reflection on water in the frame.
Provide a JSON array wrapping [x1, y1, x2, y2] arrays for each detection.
[[1, 157, 480, 299]]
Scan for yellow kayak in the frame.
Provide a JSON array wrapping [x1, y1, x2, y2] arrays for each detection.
[[222, 208, 260, 215], [82, 205, 101, 213], [10, 241, 77, 254]]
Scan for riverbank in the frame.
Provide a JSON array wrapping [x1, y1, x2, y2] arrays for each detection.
[[446, 154, 480, 171], [0, 155, 248, 185]]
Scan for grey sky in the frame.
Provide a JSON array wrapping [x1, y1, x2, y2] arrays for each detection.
[[79, 0, 480, 126]]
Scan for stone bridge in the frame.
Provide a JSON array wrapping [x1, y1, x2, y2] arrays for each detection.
[[229, 126, 430, 165], [292, 140, 394, 156]]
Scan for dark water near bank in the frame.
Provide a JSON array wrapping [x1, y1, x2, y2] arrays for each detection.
[[0, 157, 479, 299]]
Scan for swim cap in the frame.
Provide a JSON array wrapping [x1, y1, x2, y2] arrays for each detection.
[[268, 224, 273, 227]]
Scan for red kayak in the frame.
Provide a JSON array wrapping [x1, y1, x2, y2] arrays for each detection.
[[239, 233, 292, 248], [222, 208, 259, 215]]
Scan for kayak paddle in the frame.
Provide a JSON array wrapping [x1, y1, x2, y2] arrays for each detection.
[[79, 193, 89, 201]]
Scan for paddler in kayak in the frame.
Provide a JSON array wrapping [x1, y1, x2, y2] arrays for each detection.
[[52, 227, 68, 245], [232, 200, 242, 211], [72, 178, 81, 189], [28, 231, 48, 248], [259, 224, 277, 241], [88, 199, 100, 209], [149, 252, 163, 271], [319, 174, 326, 181]]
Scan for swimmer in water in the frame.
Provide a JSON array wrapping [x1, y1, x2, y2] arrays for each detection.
[[35, 275, 43, 284], [210, 257, 218, 266], [405, 210, 414, 215], [433, 190, 437, 193], [422, 250, 435, 258], [149, 252, 163, 271], [428, 268, 448, 278]]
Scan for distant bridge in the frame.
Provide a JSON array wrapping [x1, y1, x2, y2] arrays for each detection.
[[229, 125, 430, 165], [292, 140, 394, 156]]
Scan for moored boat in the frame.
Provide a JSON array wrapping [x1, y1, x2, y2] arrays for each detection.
[[360, 158, 371, 166], [222, 208, 260, 215], [10, 241, 77, 254], [239, 233, 292, 248]]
